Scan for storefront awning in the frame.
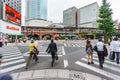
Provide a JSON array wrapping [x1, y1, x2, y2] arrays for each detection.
[[8, 33, 24, 36], [60, 34, 65, 37], [66, 34, 77, 37]]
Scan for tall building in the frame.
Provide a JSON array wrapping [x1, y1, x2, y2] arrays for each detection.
[[0, 0, 3, 19], [78, 2, 99, 28], [27, 0, 47, 20], [3, 0, 21, 13], [63, 7, 77, 27]]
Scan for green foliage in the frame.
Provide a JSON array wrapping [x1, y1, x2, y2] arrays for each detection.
[[97, 0, 115, 42]]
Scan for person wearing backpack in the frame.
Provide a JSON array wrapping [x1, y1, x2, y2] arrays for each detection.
[[85, 40, 94, 65]]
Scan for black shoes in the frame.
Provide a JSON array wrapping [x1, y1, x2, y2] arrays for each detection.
[[51, 62, 54, 67], [100, 64, 103, 69], [88, 61, 94, 65], [88, 62, 90, 65], [91, 61, 94, 64], [35, 58, 38, 62]]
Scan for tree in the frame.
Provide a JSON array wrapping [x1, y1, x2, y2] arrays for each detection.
[[97, 0, 115, 43]]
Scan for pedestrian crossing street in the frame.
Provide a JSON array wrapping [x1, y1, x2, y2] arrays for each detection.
[[75, 53, 120, 80], [23, 41, 63, 57], [0, 46, 26, 73]]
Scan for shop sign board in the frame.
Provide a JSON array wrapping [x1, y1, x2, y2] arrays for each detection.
[[0, 20, 21, 35]]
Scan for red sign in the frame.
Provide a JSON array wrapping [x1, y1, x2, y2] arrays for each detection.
[[5, 4, 21, 24], [6, 26, 19, 31]]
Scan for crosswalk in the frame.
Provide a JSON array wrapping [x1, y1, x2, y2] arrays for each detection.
[[75, 54, 120, 80], [23, 42, 63, 57], [0, 46, 26, 73], [64, 43, 85, 47]]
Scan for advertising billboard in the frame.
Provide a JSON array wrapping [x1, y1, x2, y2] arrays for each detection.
[[5, 4, 21, 24], [0, 20, 21, 35]]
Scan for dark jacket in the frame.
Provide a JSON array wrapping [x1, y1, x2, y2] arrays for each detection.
[[46, 42, 57, 53]]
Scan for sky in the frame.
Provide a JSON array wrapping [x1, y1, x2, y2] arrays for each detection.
[[22, 0, 120, 25], [47, 0, 120, 23]]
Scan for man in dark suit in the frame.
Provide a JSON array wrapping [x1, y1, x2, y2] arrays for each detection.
[[46, 39, 58, 67]]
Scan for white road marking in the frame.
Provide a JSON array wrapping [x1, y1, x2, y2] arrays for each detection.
[[62, 46, 66, 55], [2, 56, 23, 62], [64, 59, 68, 68], [2, 52, 21, 56], [23, 54, 63, 57], [75, 61, 120, 80], [82, 58, 120, 73], [93, 57, 120, 67], [3, 54, 22, 59], [0, 63, 26, 73], [1, 59, 25, 67]]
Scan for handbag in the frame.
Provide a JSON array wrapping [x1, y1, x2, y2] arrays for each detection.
[[103, 45, 108, 57], [94, 45, 97, 52], [0, 54, 2, 59], [55, 53, 58, 60], [86, 47, 92, 53]]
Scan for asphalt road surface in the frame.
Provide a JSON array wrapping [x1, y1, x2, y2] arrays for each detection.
[[0, 40, 120, 80]]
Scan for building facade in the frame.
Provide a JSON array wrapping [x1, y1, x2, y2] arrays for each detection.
[[3, 0, 21, 13], [27, 0, 47, 20], [63, 7, 77, 27], [0, 1, 3, 19], [78, 2, 99, 28]]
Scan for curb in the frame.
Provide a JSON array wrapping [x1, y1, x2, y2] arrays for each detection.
[[11, 69, 105, 80]]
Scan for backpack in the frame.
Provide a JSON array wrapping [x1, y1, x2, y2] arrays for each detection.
[[86, 47, 92, 53]]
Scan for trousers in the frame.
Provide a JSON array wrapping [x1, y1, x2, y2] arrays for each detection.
[[97, 51, 105, 68], [113, 52, 120, 64], [26, 51, 38, 66]]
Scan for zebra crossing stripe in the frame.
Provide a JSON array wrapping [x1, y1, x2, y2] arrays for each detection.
[[64, 59, 68, 68], [93, 57, 120, 67], [23, 54, 63, 57], [81, 58, 120, 73], [62, 46, 65, 55], [2, 52, 21, 56], [75, 61, 120, 80], [2, 56, 24, 62], [3, 54, 22, 59], [1, 59, 25, 67], [0, 63, 26, 73]]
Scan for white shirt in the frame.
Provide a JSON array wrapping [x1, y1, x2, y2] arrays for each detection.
[[96, 41, 104, 51], [110, 41, 120, 52]]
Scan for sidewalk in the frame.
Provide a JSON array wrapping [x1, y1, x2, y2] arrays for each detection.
[[11, 69, 105, 80]]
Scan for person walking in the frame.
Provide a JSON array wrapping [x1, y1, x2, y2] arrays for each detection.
[[110, 37, 120, 64], [4, 38, 8, 46], [26, 40, 38, 69], [85, 40, 94, 64], [95, 38, 107, 69], [46, 39, 58, 67]]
